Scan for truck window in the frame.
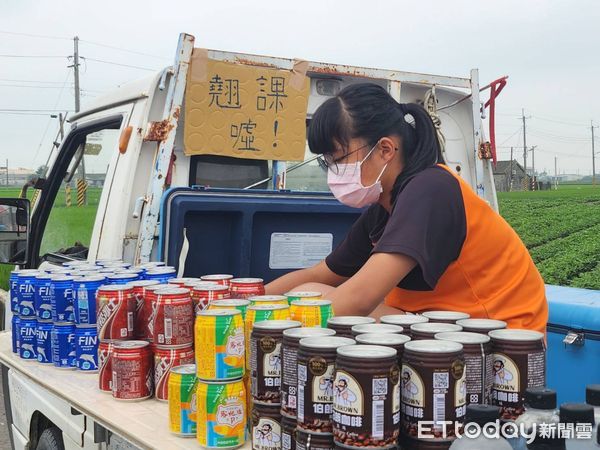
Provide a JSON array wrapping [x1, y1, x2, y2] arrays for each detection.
[[39, 128, 117, 260]]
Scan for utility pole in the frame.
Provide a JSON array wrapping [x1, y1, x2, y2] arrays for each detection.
[[592, 120, 597, 185], [554, 156, 558, 190], [5, 159, 8, 186], [530, 145, 537, 190], [73, 36, 81, 113], [522, 108, 529, 190], [509, 147, 514, 191]]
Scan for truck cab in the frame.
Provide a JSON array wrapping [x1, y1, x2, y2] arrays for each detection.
[[0, 33, 497, 449]]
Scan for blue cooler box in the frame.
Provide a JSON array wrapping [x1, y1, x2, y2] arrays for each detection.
[[546, 284, 600, 404]]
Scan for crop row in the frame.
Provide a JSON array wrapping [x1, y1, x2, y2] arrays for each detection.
[[570, 262, 600, 290]]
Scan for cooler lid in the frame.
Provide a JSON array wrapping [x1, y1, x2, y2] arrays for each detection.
[[546, 284, 600, 332]]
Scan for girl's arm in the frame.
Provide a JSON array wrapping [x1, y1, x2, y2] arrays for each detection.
[[265, 260, 348, 295]]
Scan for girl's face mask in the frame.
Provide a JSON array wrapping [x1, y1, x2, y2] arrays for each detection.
[[326, 143, 388, 208]]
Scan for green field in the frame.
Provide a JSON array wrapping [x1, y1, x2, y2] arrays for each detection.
[[0, 184, 598, 291], [498, 184, 600, 290]]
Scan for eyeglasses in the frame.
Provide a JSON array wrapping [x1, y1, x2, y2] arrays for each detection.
[[317, 142, 371, 175]]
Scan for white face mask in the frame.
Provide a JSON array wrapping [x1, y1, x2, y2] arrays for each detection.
[[327, 144, 388, 208]]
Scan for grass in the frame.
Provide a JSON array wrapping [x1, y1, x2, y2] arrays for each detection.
[[497, 184, 600, 290]]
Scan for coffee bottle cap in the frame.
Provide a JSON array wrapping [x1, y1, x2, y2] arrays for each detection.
[[585, 384, 600, 407], [559, 403, 595, 425], [524, 387, 557, 410], [465, 404, 501, 426]]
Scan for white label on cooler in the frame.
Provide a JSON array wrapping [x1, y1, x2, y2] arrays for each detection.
[[269, 233, 333, 269]]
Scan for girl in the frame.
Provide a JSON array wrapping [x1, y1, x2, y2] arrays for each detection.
[[266, 83, 547, 333]]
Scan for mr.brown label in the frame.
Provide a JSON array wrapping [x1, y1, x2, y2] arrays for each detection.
[[251, 335, 281, 404], [297, 359, 336, 433]]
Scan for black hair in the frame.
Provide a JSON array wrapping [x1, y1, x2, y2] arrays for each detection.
[[308, 82, 444, 202]]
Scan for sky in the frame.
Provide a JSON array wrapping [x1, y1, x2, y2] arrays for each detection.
[[1, 0, 599, 176]]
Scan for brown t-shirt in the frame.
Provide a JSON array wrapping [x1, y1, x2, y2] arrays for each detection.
[[325, 165, 467, 291]]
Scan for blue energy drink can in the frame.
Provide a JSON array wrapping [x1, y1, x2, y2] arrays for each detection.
[[50, 275, 75, 323], [107, 273, 139, 285], [74, 327, 99, 372], [34, 273, 54, 321], [17, 271, 39, 317], [144, 267, 176, 283], [11, 315, 21, 354], [36, 321, 53, 364], [74, 275, 105, 326], [51, 323, 76, 369], [9, 270, 20, 313], [19, 318, 37, 360]]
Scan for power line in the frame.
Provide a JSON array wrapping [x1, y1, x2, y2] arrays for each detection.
[[0, 108, 74, 112], [79, 39, 170, 60], [0, 111, 58, 116], [0, 78, 71, 85], [0, 83, 73, 89], [0, 30, 70, 40], [0, 54, 68, 58], [82, 57, 158, 71]]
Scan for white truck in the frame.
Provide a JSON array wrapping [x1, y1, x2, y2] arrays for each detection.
[[0, 33, 498, 449]]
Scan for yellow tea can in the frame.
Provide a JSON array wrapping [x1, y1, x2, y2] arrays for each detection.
[[196, 310, 245, 380], [289, 299, 334, 328], [209, 299, 251, 320], [284, 291, 322, 303], [245, 304, 290, 368], [248, 295, 289, 307], [197, 379, 247, 448], [168, 364, 198, 437]]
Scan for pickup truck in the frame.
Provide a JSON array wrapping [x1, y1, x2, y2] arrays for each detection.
[[0, 32, 581, 450]]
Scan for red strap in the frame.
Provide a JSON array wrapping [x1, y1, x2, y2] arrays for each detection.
[[483, 76, 508, 166]]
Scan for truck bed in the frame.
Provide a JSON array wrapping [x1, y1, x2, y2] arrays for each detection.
[[0, 331, 250, 450]]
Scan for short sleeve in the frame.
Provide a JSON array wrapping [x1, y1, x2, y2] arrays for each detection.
[[372, 167, 466, 289], [325, 205, 381, 277]]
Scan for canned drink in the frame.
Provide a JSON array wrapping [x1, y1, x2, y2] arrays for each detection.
[[154, 345, 195, 401], [114, 268, 144, 278], [107, 273, 139, 285], [17, 271, 39, 317], [245, 304, 290, 368], [145, 266, 177, 283], [284, 291, 322, 303], [111, 340, 153, 401], [50, 275, 75, 323], [96, 285, 135, 340], [200, 274, 233, 287], [98, 340, 116, 392], [11, 315, 21, 354], [209, 299, 251, 320], [152, 287, 194, 347], [230, 278, 265, 299], [51, 323, 76, 368], [196, 379, 247, 448], [248, 295, 289, 307], [102, 262, 132, 270], [36, 321, 53, 364], [136, 284, 164, 341], [168, 277, 201, 287], [95, 258, 123, 267], [251, 403, 282, 450], [75, 327, 99, 371], [195, 310, 245, 381], [168, 364, 198, 436], [19, 318, 37, 360], [73, 275, 105, 326], [290, 300, 334, 328], [250, 320, 301, 405], [63, 260, 90, 268], [9, 270, 20, 313], [192, 284, 230, 314], [34, 273, 53, 321], [129, 280, 160, 339]]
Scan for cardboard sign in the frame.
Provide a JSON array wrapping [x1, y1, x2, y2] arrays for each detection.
[[184, 49, 310, 161]]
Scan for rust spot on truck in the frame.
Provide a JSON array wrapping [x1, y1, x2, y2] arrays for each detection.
[[235, 58, 279, 68], [173, 106, 180, 120], [144, 119, 174, 142], [310, 65, 372, 78]]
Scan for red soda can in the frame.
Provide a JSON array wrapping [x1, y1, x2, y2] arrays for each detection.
[[138, 284, 166, 341], [229, 278, 265, 299], [111, 340, 153, 401], [168, 277, 201, 287], [98, 340, 116, 392], [152, 287, 194, 347], [153, 345, 195, 401], [96, 285, 135, 341], [200, 274, 233, 287], [129, 280, 160, 339], [191, 284, 230, 314]]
